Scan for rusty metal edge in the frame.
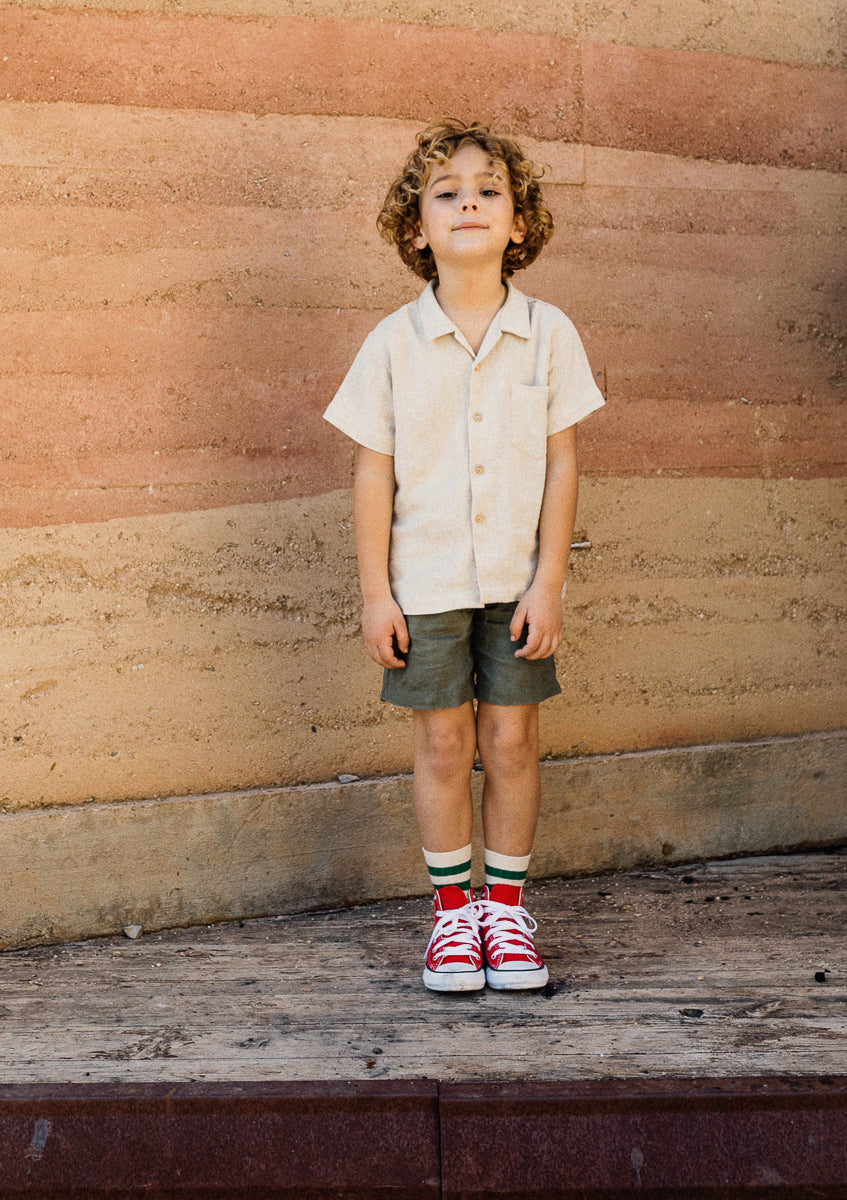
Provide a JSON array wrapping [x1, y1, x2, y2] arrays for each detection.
[[440, 1075, 847, 1200], [0, 1077, 438, 1113], [441, 1072, 847, 1111], [0, 1079, 441, 1199], [0, 1076, 845, 1198]]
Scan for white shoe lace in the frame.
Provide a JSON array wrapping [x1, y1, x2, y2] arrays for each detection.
[[475, 898, 540, 963], [426, 903, 481, 968]]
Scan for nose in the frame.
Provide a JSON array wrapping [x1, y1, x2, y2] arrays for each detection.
[[459, 191, 479, 211]]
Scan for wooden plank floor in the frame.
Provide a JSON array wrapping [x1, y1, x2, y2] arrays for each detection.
[[1, 850, 844, 1084]]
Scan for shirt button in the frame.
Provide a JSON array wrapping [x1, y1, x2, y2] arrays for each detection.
[[475, 513, 485, 523], [472, 412, 483, 422], [474, 464, 484, 474]]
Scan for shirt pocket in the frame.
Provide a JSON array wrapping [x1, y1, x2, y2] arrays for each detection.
[[510, 384, 550, 459]]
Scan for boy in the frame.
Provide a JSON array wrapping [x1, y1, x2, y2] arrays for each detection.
[[324, 119, 604, 992]]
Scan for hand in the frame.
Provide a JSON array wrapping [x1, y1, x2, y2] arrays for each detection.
[[510, 582, 564, 660], [362, 596, 410, 668]]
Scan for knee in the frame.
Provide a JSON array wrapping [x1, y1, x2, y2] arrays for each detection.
[[478, 718, 536, 775], [416, 715, 476, 781]]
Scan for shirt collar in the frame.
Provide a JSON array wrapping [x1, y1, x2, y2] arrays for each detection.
[[417, 280, 532, 343], [417, 280, 456, 341], [497, 282, 532, 339]]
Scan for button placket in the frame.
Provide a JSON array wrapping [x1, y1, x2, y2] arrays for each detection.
[[468, 363, 488, 540]]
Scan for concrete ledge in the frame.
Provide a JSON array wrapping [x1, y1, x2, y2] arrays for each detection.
[[0, 1078, 844, 1198], [1, 731, 845, 950]]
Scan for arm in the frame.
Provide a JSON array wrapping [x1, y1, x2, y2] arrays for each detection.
[[353, 443, 409, 668], [511, 424, 579, 660]]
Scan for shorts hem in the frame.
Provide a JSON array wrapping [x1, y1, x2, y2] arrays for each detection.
[[475, 678, 562, 706], [380, 677, 475, 710], [380, 676, 561, 710]]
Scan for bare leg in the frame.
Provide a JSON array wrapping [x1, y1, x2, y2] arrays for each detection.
[[412, 702, 478, 852], [476, 702, 541, 857]]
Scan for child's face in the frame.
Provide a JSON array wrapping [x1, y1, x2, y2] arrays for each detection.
[[412, 142, 526, 276]]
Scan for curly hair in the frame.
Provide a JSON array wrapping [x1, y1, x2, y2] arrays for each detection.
[[377, 118, 554, 282]]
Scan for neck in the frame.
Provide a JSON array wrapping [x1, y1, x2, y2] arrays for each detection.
[[432, 264, 506, 316], [431, 266, 509, 356]]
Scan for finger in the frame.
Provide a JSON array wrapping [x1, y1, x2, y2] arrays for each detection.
[[528, 621, 563, 660], [525, 636, 553, 661], [510, 603, 528, 642], [517, 642, 534, 660], [365, 636, 398, 669], [380, 635, 407, 668], [366, 641, 387, 667], [395, 615, 410, 654], [515, 627, 541, 659]]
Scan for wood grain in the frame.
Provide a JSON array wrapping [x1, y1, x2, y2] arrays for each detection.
[[1, 851, 843, 1084]]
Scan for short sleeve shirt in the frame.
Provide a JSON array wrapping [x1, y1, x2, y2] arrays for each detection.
[[323, 281, 604, 615]]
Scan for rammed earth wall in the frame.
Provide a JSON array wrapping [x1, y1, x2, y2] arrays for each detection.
[[0, 0, 845, 946]]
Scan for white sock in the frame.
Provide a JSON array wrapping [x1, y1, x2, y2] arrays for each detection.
[[422, 843, 472, 894], [484, 848, 530, 890]]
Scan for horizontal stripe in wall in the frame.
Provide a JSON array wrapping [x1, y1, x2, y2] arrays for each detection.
[[1, 9, 844, 170], [7, 0, 846, 70]]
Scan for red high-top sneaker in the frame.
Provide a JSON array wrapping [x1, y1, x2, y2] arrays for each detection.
[[422, 885, 485, 992], [477, 884, 549, 990]]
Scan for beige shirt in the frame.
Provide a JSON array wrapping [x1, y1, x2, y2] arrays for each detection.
[[324, 281, 604, 615]]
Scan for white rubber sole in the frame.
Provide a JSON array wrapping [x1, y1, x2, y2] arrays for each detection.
[[485, 963, 549, 990], [422, 966, 485, 992]]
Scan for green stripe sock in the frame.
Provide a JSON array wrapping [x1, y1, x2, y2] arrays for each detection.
[[423, 844, 472, 894], [484, 849, 531, 889]]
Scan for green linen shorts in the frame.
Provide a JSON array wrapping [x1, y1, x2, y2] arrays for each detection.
[[380, 602, 561, 710]]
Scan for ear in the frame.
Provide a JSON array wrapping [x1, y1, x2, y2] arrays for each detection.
[[412, 226, 428, 250], [510, 211, 527, 245]]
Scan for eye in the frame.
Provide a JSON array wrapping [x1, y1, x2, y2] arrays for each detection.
[[435, 190, 456, 199]]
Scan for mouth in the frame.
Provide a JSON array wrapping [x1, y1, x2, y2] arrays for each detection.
[[452, 222, 487, 231]]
